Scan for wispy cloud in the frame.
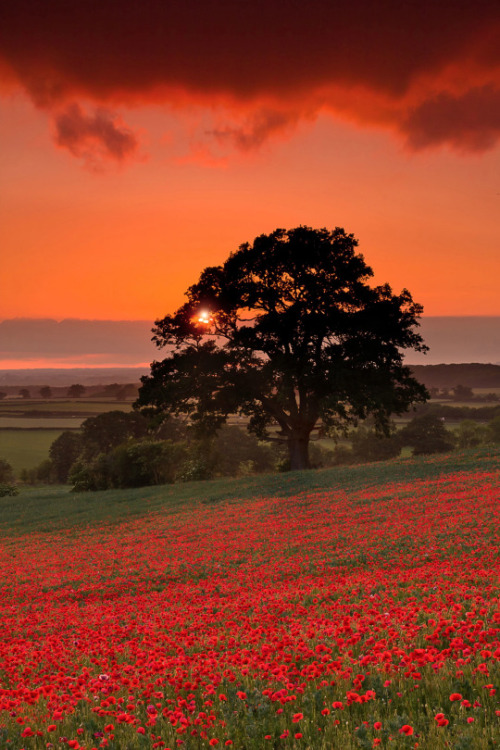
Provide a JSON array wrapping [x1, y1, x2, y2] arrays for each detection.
[[53, 103, 140, 170]]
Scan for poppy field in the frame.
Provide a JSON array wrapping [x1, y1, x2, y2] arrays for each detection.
[[0, 453, 498, 749]]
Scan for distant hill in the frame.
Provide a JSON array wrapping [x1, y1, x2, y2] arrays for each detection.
[[0, 367, 148, 387], [410, 363, 500, 389], [1, 317, 499, 367]]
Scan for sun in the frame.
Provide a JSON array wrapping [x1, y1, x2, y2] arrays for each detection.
[[193, 309, 213, 326]]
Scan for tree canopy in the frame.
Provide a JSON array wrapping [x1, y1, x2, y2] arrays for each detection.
[[137, 226, 429, 470]]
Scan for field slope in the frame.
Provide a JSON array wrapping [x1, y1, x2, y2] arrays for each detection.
[[0, 450, 498, 749]]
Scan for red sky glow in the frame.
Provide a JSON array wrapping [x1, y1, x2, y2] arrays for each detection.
[[1, 1, 499, 349]]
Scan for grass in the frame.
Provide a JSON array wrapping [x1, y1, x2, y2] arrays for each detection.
[[0, 399, 131, 474], [1, 446, 498, 538], [0, 429, 66, 473]]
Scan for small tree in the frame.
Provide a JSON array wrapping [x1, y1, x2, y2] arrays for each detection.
[[68, 384, 86, 398], [49, 431, 83, 483], [40, 386, 52, 399], [80, 411, 149, 459], [0, 391, 7, 400], [19, 388, 30, 399], [104, 383, 121, 398], [452, 384, 474, 401], [116, 384, 139, 400], [137, 226, 428, 470], [400, 414, 455, 455]]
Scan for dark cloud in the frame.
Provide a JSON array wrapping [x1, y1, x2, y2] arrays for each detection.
[[403, 85, 500, 152], [1, 0, 499, 154], [53, 103, 139, 169]]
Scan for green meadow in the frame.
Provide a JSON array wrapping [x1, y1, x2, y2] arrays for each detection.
[[0, 429, 65, 473]]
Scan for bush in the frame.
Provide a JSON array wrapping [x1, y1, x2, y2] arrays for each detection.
[[69, 455, 110, 492], [109, 440, 189, 487], [0, 483, 19, 497], [488, 415, 500, 443], [455, 420, 489, 449], [350, 425, 401, 462], [211, 426, 276, 476], [330, 444, 356, 465], [0, 458, 15, 483], [70, 440, 190, 491], [308, 442, 338, 468]]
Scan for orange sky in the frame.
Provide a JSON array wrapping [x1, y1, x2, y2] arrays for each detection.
[[1, 1, 500, 323]]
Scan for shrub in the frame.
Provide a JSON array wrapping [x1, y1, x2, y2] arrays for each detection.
[[0, 458, 15, 483], [108, 440, 189, 487], [330, 444, 356, 465], [455, 420, 489, 449], [350, 425, 401, 462], [211, 426, 275, 476], [0, 483, 19, 497], [69, 455, 110, 492], [488, 415, 500, 443], [70, 440, 190, 491], [308, 442, 338, 468]]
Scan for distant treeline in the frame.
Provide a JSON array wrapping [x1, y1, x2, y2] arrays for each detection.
[[414, 402, 500, 422], [410, 363, 500, 389]]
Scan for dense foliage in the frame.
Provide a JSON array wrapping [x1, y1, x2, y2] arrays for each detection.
[[138, 226, 428, 470]]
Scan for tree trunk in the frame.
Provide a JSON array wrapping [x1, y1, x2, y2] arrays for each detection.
[[288, 433, 310, 471]]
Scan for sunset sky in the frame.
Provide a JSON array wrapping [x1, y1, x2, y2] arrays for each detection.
[[1, 1, 500, 365]]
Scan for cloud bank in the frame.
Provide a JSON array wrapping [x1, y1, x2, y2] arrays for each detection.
[[1, 0, 499, 162], [0, 319, 156, 366], [1, 318, 500, 367]]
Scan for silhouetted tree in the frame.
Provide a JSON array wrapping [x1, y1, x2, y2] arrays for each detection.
[[137, 227, 428, 470], [40, 386, 52, 399], [0, 391, 6, 400], [68, 384, 86, 398], [19, 388, 30, 399]]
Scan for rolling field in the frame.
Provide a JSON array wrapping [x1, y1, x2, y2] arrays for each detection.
[[0, 429, 66, 472], [0, 449, 498, 749], [0, 400, 132, 473]]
